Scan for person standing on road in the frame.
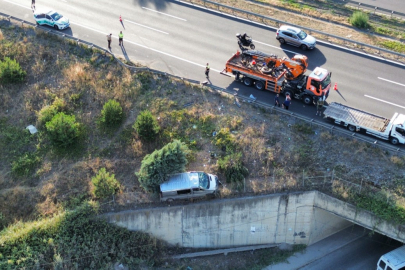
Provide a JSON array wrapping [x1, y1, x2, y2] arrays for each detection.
[[205, 63, 210, 78], [107, 33, 112, 49], [31, 0, 35, 10], [283, 94, 291, 110], [316, 95, 324, 116], [118, 31, 123, 46], [274, 94, 281, 107]]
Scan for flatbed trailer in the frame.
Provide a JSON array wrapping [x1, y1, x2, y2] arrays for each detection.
[[324, 102, 405, 145]]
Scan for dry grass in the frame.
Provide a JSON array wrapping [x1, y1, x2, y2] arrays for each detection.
[[0, 20, 404, 227]]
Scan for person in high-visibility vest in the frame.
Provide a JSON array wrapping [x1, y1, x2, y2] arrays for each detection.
[[119, 31, 124, 46]]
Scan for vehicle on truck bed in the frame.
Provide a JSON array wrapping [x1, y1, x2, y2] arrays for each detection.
[[221, 50, 331, 105], [324, 102, 405, 145], [160, 171, 220, 202]]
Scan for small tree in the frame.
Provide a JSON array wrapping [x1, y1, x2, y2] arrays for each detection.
[[91, 168, 120, 199], [37, 98, 66, 126], [0, 57, 26, 83], [46, 112, 81, 147], [350, 11, 369, 29], [133, 110, 160, 141], [217, 153, 249, 186], [100, 99, 123, 127], [136, 140, 189, 192]]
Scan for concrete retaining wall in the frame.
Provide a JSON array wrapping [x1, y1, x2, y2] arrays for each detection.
[[104, 191, 405, 248]]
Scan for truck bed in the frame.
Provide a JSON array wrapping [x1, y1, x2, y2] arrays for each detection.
[[324, 102, 390, 132]]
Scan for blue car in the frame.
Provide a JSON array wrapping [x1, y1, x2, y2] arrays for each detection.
[[33, 10, 70, 30]]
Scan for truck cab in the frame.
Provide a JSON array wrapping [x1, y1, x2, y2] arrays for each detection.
[[389, 114, 405, 145], [305, 67, 331, 100]]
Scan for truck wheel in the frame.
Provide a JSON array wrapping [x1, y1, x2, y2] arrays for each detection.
[[255, 81, 264, 90], [243, 77, 253, 86], [390, 137, 399, 145], [348, 125, 356, 132], [303, 95, 312, 105]]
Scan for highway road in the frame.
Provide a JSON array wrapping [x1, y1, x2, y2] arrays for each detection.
[[1, 0, 405, 123], [332, 0, 405, 13], [268, 225, 404, 270]]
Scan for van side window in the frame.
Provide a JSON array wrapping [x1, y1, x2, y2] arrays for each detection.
[[177, 189, 191, 195], [378, 260, 386, 269]]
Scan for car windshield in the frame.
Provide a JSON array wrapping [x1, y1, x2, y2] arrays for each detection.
[[50, 12, 62, 21], [297, 30, 307, 40], [321, 73, 332, 89], [198, 172, 210, 189]]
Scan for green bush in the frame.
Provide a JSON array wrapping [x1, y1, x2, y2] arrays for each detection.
[[214, 128, 236, 152], [46, 112, 81, 147], [136, 140, 189, 192], [350, 11, 369, 28], [133, 110, 160, 141], [0, 202, 166, 269], [91, 167, 120, 199], [11, 152, 40, 176], [37, 98, 66, 126], [217, 152, 249, 185], [0, 57, 26, 83], [100, 99, 123, 127], [379, 40, 405, 54]]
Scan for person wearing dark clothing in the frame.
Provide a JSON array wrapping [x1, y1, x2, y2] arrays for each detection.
[[205, 63, 210, 78], [274, 94, 281, 107], [283, 95, 291, 110], [31, 0, 35, 10], [316, 95, 325, 116]]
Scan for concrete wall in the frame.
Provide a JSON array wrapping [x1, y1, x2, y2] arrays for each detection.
[[104, 191, 405, 248], [314, 192, 405, 243]]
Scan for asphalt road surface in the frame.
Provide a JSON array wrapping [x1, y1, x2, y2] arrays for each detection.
[[1, 0, 405, 128], [334, 0, 405, 13], [267, 225, 403, 270]]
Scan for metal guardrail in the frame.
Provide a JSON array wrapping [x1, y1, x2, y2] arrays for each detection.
[[178, 0, 405, 62], [0, 12, 404, 156], [342, 0, 405, 19]]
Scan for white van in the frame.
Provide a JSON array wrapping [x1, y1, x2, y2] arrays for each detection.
[[377, 245, 405, 270], [160, 171, 219, 202]]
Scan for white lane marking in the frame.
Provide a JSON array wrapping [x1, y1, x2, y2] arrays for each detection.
[[70, 21, 106, 35], [365, 95, 405, 109], [3, 0, 30, 9], [142, 7, 187, 21], [121, 39, 221, 72], [124, 19, 169, 35], [254, 40, 298, 55], [378, 77, 405, 87], [173, 0, 405, 68]]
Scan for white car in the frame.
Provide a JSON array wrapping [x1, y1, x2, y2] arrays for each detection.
[[276, 25, 316, 50], [33, 10, 70, 30]]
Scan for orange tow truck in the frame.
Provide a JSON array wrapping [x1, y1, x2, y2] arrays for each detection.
[[221, 50, 332, 105]]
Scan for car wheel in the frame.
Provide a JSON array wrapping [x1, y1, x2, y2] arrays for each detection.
[[300, 44, 308, 50], [348, 125, 356, 132], [278, 38, 285, 44], [243, 77, 253, 86], [54, 25, 59, 30], [250, 44, 255, 50], [255, 81, 264, 90], [390, 137, 399, 145]]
